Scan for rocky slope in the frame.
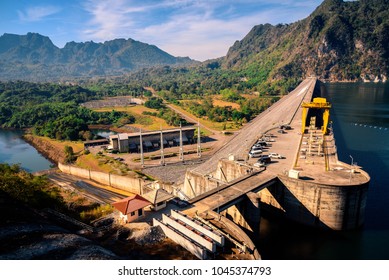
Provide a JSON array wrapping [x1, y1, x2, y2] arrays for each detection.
[[223, 0, 389, 82], [0, 33, 195, 81]]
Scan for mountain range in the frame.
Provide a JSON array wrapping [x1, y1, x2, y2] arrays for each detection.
[[0, 33, 194, 81], [0, 0, 388, 82]]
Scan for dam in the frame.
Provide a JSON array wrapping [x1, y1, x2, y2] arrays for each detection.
[[180, 77, 370, 232]]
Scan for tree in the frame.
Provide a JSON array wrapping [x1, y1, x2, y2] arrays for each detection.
[[64, 146, 76, 164], [145, 97, 164, 109]]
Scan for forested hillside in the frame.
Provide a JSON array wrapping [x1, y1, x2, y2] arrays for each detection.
[[0, 81, 134, 140], [224, 0, 388, 83]]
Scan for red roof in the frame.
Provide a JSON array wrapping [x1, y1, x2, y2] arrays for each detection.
[[112, 194, 151, 215]]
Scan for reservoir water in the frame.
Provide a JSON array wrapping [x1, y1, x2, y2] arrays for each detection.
[[0, 82, 388, 259], [0, 130, 52, 172]]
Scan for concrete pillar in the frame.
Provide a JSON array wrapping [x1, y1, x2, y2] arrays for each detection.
[[140, 129, 144, 167], [197, 120, 201, 157], [245, 192, 261, 239], [160, 128, 165, 165], [221, 192, 261, 237], [179, 123, 184, 161]]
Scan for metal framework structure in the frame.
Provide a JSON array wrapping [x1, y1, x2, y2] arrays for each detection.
[[301, 97, 331, 135]]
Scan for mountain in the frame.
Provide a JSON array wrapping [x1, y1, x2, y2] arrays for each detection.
[[223, 0, 389, 82], [0, 33, 195, 81]]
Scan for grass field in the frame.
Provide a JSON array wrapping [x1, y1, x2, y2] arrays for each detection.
[[169, 103, 241, 132], [41, 137, 84, 153], [210, 95, 241, 110], [93, 105, 175, 130], [76, 153, 115, 173]]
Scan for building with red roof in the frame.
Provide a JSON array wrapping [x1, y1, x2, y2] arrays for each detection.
[[112, 194, 151, 223]]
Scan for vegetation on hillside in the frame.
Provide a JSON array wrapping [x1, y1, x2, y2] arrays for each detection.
[[0, 163, 113, 223], [0, 163, 64, 209], [0, 81, 134, 140], [224, 0, 389, 82], [1, 0, 387, 138]]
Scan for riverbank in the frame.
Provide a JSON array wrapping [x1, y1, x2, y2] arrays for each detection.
[[22, 133, 84, 164], [22, 133, 134, 175]]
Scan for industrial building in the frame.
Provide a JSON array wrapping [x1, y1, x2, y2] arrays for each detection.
[[109, 127, 196, 153]]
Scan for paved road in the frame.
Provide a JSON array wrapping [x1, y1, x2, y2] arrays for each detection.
[[185, 171, 278, 215], [48, 172, 127, 204]]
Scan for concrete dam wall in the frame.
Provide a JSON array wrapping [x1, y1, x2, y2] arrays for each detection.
[[260, 172, 369, 230]]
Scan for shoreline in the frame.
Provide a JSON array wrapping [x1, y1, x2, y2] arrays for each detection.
[[22, 134, 65, 165]]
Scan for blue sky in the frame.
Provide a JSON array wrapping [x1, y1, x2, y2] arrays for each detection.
[[0, 0, 324, 61]]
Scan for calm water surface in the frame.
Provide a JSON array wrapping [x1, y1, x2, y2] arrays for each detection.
[[0, 130, 52, 172]]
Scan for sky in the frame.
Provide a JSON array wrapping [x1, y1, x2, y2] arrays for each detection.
[[0, 0, 324, 61]]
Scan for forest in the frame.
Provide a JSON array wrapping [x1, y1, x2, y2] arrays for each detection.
[[0, 81, 134, 140], [0, 67, 289, 140]]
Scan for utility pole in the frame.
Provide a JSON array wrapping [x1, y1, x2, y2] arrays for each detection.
[[179, 123, 184, 161], [140, 128, 144, 167], [160, 126, 165, 166], [197, 119, 201, 157]]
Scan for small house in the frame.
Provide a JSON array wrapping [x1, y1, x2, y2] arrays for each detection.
[[112, 194, 151, 223]]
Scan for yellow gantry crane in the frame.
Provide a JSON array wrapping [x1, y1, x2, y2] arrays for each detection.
[[300, 97, 332, 171], [301, 97, 331, 135]]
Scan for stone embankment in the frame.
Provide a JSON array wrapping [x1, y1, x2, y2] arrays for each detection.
[[23, 134, 64, 164]]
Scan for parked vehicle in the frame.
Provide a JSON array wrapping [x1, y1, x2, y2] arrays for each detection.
[[280, 124, 292, 130], [262, 137, 275, 142], [251, 145, 262, 151], [249, 149, 263, 157], [256, 141, 267, 146], [277, 129, 286, 134], [269, 153, 284, 159], [169, 198, 190, 208], [258, 155, 271, 163], [253, 161, 266, 167]]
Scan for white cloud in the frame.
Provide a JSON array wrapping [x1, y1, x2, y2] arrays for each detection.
[[80, 0, 322, 61], [18, 6, 61, 22], [134, 2, 319, 61], [82, 0, 146, 41]]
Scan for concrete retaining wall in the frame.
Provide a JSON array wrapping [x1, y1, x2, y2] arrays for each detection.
[[260, 175, 369, 230], [182, 171, 218, 199], [58, 163, 143, 194], [153, 219, 207, 260], [214, 159, 252, 182], [181, 160, 254, 199]]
